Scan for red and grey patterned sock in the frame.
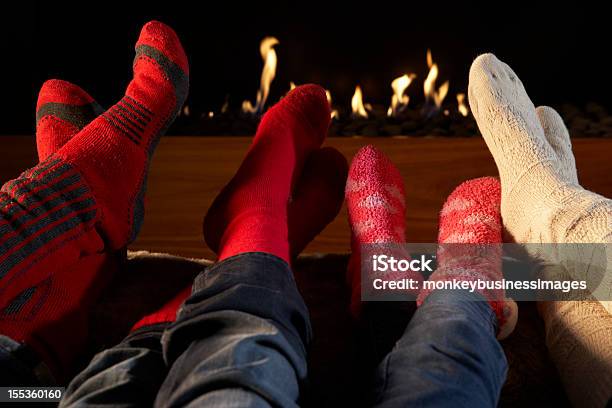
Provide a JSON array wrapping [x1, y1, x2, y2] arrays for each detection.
[[0, 21, 187, 379], [35, 79, 103, 162]]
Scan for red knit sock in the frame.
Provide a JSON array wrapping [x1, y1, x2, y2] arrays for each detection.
[[55, 20, 188, 248], [204, 146, 347, 259], [345, 145, 422, 317], [131, 286, 191, 332], [417, 177, 518, 339], [0, 21, 187, 380], [288, 147, 348, 257], [36, 79, 103, 161], [203, 85, 331, 264]]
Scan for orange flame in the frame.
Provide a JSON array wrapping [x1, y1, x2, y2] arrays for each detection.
[[242, 37, 279, 114], [456, 93, 469, 117], [326, 90, 339, 119], [351, 85, 369, 118], [388, 74, 416, 117], [423, 49, 449, 109]]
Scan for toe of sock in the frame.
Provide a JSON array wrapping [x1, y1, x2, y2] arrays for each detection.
[[37, 79, 95, 110], [470, 53, 517, 82], [447, 177, 501, 206], [282, 84, 331, 138], [439, 177, 501, 243], [468, 53, 512, 113], [536, 106, 569, 138], [136, 20, 189, 75], [348, 145, 403, 190]]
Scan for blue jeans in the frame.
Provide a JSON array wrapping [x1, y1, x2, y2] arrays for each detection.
[[1, 253, 507, 407], [372, 290, 507, 407]]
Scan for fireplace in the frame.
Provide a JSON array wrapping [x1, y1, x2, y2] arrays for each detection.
[[7, 2, 608, 138]]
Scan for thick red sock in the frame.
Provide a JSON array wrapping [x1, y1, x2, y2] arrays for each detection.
[[36, 79, 103, 161], [203, 85, 331, 264], [55, 20, 189, 248], [417, 177, 518, 339], [288, 147, 348, 257], [131, 286, 191, 332], [204, 146, 348, 259], [345, 145, 421, 317], [0, 21, 187, 379]]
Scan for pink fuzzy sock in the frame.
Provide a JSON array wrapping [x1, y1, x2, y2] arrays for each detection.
[[417, 177, 518, 339], [346, 145, 422, 317]]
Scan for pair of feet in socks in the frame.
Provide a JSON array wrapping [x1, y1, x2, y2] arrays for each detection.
[[0, 21, 191, 380], [343, 52, 611, 340], [1, 22, 349, 380], [345, 145, 518, 339], [344, 53, 606, 338]]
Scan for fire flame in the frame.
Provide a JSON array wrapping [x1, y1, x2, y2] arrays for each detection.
[[423, 49, 449, 109], [326, 90, 339, 119], [456, 93, 469, 116], [242, 37, 280, 114], [289, 81, 297, 91], [351, 85, 369, 118], [387, 74, 416, 117]]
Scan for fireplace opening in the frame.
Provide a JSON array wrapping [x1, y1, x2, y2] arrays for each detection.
[[7, 2, 611, 137]]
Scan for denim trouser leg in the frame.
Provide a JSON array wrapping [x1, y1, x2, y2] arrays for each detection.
[[154, 252, 312, 408], [60, 324, 168, 407], [0, 334, 54, 386], [373, 290, 508, 408]]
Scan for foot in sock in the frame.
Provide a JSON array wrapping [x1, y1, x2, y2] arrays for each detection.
[[468, 53, 610, 246], [0, 80, 119, 379], [0, 21, 187, 380], [36, 79, 104, 161], [203, 146, 347, 260], [469, 53, 611, 313], [203, 84, 331, 264], [417, 177, 518, 339], [54, 20, 189, 248], [288, 147, 348, 257], [345, 145, 422, 317]]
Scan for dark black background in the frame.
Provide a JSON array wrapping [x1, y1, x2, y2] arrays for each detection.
[[3, 1, 609, 134]]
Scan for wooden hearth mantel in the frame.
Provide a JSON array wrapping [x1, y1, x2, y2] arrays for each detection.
[[1, 136, 610, 259]]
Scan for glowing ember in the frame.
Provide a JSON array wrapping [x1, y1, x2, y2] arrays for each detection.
[[457, 93, 469, 116], [423, 49, 449, 110], [326, 90, 339, 119], [242, 37, 279, 114], [387, 73, 416, 117], [221, 98, 229, 114], [351, 85, 369, 118]]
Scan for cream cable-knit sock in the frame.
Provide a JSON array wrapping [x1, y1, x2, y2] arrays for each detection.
[[469, 53, 612, 406], [537, 279, 612, 407], [468, 53, 611, 312]]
